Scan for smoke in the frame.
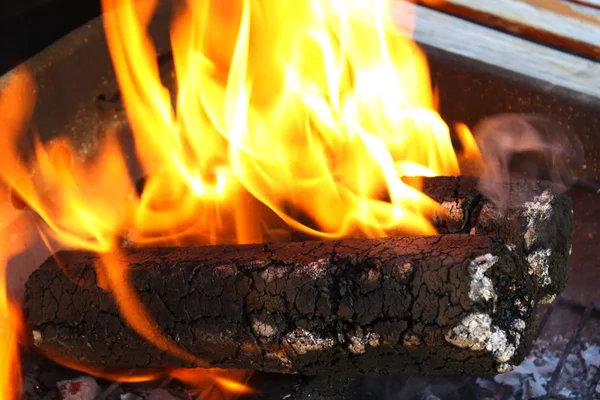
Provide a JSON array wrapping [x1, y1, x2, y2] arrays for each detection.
[[469, 113, 584, 211]]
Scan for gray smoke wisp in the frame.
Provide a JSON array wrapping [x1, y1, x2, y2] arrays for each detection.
[[470, 113, 584, 212]]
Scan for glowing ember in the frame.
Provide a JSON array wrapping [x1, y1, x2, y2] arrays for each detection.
[[0, 0, 479, 397]]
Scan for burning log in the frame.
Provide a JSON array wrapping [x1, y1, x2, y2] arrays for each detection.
[[417, 176, 572, 303], [23, 177, 572, 376], [26, 234, 554, 376]]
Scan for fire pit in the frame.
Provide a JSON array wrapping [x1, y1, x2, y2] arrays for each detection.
[[1, 0, 599, 399]]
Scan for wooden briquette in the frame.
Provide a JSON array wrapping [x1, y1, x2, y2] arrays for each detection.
[[419, 176, 572, 303], [24, 177, 572, 375], [26, 235, 542, 375]]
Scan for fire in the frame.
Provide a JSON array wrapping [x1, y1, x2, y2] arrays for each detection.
[[0, 69, 34, 400], [456, 122, 485, 171], [171, 368, 254, 396], [0, 0, 477, 397], [101, 0, 457, 243], [0, 257, 22, 400]]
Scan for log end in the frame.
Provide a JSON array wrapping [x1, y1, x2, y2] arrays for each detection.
[[474, 182, 573, 303], [441, 239, 539, 375], [420, 176, 573, 303]]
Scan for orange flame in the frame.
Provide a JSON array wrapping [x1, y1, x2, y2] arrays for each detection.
[[39, 346, 164, 383], [0, 0, 478, 398], [98, 250, 208, 367], [455, 122, 484, 173], [0, 260, 22, 400], [170, 368, 254, 396], [0, 69, 35, 400], [101, 0, 459, 243]]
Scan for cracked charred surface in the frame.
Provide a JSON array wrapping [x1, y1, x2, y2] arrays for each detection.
[[26, 234, 541, 375], [417, 176, 573, 303]]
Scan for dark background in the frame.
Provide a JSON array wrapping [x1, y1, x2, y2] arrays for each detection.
[[0, 0, 102, 75]]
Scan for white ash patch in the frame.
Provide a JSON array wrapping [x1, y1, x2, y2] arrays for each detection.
[[477, 337, 600, 399], [487, 328, 515, 363], [346, 328, 381, 355], [538, 293, 557, 305], [445, 313, 516, 368], [527, 249, 552, 287], [446, 313, 492, 352], [468, 254, 498, 304], [489, 359, 550, 398], [32, 330, 42, 345], [496, 363, 513, 374], [512, 319, 526, 333], [260, 266, 287, 283], [508, 319, 526, 349], [368, 332, 381, 348], [521, 190, 555, 289], [299, 260, 328, 280], [57, 376, 100, 400], [251, 317, 277, 338], [285, 328, 335, 355], [522, 190, 554, 232], [582, 343, 600, 369], [513, 298, 531, 316], [348, 335, 367, 355]]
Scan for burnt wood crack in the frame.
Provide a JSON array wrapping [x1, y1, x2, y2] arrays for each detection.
[[27, 235, 549, 375], [24, 177, 572, 375]]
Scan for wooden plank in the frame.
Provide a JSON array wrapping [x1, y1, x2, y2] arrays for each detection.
[[568, 0, 600, 8], [417, 0, 600, 61], [391, 3, 600, 99]]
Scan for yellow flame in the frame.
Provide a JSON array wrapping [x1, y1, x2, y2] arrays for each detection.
[[102, 0, 459, 244], [455, 122, 484, 172], [98, 250, 208, 367], [0, 0, 479, 397]]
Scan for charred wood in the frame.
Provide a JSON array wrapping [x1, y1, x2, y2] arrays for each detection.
[[416, 176, 572, 302], [27, 234, 547, 375]]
